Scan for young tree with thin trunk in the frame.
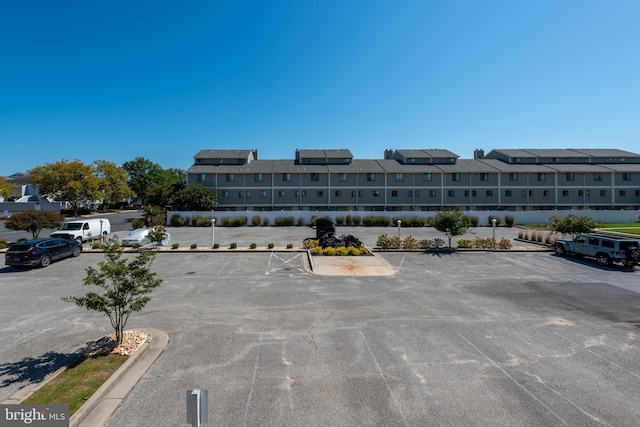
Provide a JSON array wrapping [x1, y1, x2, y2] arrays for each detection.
[[63, 240, 162, 345], [432, 209, 470, 248], [4, 210, 65, 238]]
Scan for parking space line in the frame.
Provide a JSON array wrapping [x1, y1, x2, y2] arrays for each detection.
[[459, 334, 569, 426], [243, 333, 263, 427], [359, 331, 409, 427]]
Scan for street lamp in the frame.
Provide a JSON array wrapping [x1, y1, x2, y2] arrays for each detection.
[[99, 219, 104, 241], [397, 219, 402, 239], [211, 218, 216, 248]]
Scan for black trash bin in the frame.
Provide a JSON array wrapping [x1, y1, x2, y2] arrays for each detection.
[[316, 218, 336, 239]]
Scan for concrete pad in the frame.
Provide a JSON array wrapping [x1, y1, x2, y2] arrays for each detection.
[[308, 253, 397, 276]]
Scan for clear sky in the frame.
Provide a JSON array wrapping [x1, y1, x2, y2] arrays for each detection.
[[2, 0, 639, 176]]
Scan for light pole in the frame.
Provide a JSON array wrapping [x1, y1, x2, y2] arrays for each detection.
[[397, 220, 402, 239], [99, 219, 104, 241], [211, 218, 216, 248], [491, 218, 497, 242]]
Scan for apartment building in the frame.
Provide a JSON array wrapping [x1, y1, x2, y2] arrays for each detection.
[[186, 148, 640, 211]]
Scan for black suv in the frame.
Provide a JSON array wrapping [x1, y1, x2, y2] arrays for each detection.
[[5, 238, 82, 268], [554, 233, 640, 267]]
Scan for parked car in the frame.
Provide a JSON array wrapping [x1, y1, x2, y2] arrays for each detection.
[[5, 238, 82, 268], [554, 233, 640, 267], [121, 228, 152, 246]]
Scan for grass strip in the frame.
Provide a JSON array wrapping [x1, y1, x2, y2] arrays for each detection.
[[23, 353, 128, 416]]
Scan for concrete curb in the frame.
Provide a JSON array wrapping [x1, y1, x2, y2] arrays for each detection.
[[72, 328, 169, 427]]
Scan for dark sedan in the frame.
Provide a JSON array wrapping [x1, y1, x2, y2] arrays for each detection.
[[5, 238, 82, 268]]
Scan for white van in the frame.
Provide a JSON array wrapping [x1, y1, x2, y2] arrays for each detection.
[[51, 218, 111, 243]]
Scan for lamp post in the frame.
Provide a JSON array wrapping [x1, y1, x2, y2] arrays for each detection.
[[211, 218, 216, 248], [397, 220, 402, 239], [99, 219, 104, 241], [491, 218, 497, 242]]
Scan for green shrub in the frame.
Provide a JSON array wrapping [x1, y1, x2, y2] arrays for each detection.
[[456, 239, 473, 248], [498, 238, 512, 249], [267, 243, 274, 249], [213, 243, 219, 249], [262, 218, 269, 226], [171, 243, 179, 249], [190, 243, 197, 249], [346, 214, 352, 225], [352, 215, 361, 225], [347, 246, 361, 256], [303, 239, 319, 249], [297, 217, 305, 226], [472, 237, 496, 249], [376, 234, 401, 249], [488, 215, 501, 226], [191, 215, 212, 227], [518, 229, 524, 239], [469, 216, 479, 227], [363, 216, 391, 226], [275, 217, 295, 226], [323, 246, 336, 256], [433, 238, 444, 248], [0, 239, 7, 249], [250, 243, 257, 249], [170, 214, 190, 226], [230, 242, 237, 249], [311, 216, 318, 226], [335, 216, 344, 225], [286, 243, 294, 249], [131, 218, 146, 229], [402, 235, 419, 249], [334, 246, 348, 256], [310, 247, 323, 255], [251, 216, 261, 226], [504, 215, 515, 227]]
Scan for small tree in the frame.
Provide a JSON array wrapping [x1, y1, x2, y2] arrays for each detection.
[[432, 209, 469, 248], [547, 214, 599, 240], [63, 240, 162, 345], [148, 225, 167, 247], [4, 210, 65, 239]]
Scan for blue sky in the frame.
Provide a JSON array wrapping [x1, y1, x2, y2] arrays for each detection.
[[2, 1, 639, 176]]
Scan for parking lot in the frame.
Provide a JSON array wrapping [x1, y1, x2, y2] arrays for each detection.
[[1, 224, 640, 426]]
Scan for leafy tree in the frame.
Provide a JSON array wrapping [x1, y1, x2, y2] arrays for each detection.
[[148, 225, 167, 247], [172, 184, 217, 211], [93, 160, 136, 211], [29, 159, 101, 217], [4, 210, 65, 238], [0, 177, 18, 198], [63, 240, 162, 345], [547, 214, 599, 240], [432, 209, 469, 248], [122, 158, 184, 205], [142, 205, 166, 227]]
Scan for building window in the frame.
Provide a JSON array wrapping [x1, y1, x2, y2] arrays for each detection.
[[295, 190, 300, 197], [619, 190, 626, 197], [623, 172, 632, 181], [578, 190, 583, 197], [529, 190, 534, 197], [226, 173, 235, 182], [424, 173, 432, 181], [367, 173, 376, 181], [600, 190, 607, 197], [485, 190, 492, 197], [566, 173, 575, 182], [278, 190, 285, 197], [373, 190, 380, 197], [395, 173, 404, 181], [283, 173, 291, 182], [358, 190, 364, 197], [429, 190, 436, 197], [521, 190, 526, 197], [509, 173, 518, 181], [537, 173, 545, 182], [464, 190, 469, 197], [505, 190, 512, 197], [415, 190, 420, 197], [391, 190, 398, 197], [311, 173, 319, 182], [543, 190, 550, 197], [635, 190, 640, 197], [447, 190, 455, 197], [197, 173, 206, 182], [302, 191, 307, 197], [562, 190, 569, 197], [339, 173, 348, 181], [221, 191, 229, 198], [471, 190, 477, 197], [480, 173, 488, 181], [452, 173, 460, 181], [335, 190, 342, 197], [238, 191, 243, 197], [585, 190, 590, 197], [260, 191, 267, 198], [246, 191, 251, 198], [593, 172, 602, 181], [254, 173, 263, 182], [408, 190, 414, 197], [316, 191, 323, 197]]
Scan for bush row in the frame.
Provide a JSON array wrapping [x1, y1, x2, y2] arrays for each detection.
[[309, 246, 369, 256], [376, 234, 445, 249], [456, 237, 512, 249]]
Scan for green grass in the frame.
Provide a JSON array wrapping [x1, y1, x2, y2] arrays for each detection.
[[596, 224, 640, 236], [23, 353, 127, 416]]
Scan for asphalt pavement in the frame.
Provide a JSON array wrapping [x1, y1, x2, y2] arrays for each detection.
[[2, 220, 640, 426]]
